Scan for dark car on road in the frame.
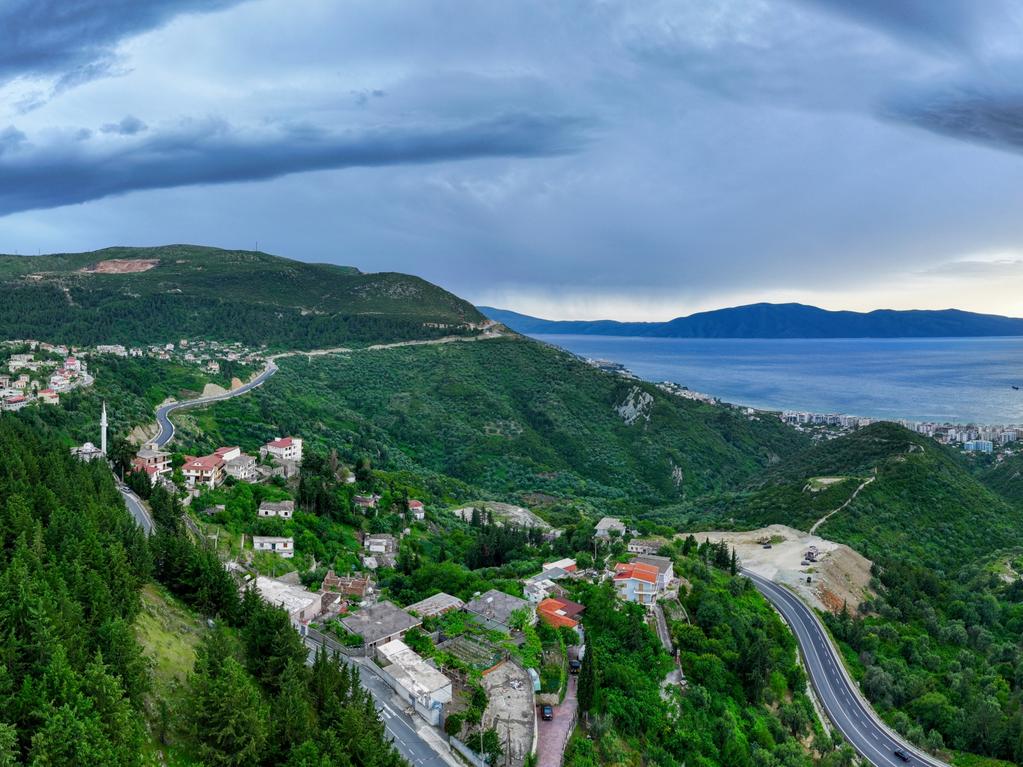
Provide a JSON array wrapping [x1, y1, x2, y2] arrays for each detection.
[[541, 705, 554, 721], [568, 660, 581, 674], [893, 747, 910, 762]]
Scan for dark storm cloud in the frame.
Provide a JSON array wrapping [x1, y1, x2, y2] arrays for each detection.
[[101, 116, 148, 135], [0, 0, 246, 85], [883, 82, 1023, 154], [798, 0, 997, 52], [0, 113, 589, 216]]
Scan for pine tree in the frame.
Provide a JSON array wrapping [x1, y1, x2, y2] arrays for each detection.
[[577, 647, 597, 715]]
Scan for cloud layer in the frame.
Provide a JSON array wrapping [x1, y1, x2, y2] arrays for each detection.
[[0, 113, 587, 216], [2, 0, 1023, 318]]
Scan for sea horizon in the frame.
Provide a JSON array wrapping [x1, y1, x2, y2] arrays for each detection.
[[533, 333, 1023, 426]]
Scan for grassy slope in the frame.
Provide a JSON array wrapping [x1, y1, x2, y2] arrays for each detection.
[[700, 422, 1023, 571], [184, 336, 809, 513], [0, 244, 484, 347], [135, 584, 206, 766]]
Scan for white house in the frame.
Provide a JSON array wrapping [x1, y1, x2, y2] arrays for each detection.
[[632, 554, 675, 590], [221, 448, 257, 481], [261, 436, 303, 463], [258, 500, 294, 519], [408, 499, 425, 521], [613, 561, 659, 606], [595, 516, 627, 539], [253, 536, 294, 558], [182, 453, 225, 489], [255, 576, 321, 627], [375, 639, 453, 726]]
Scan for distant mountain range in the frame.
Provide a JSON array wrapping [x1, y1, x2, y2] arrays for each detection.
[[478, 302, 1023, 338]]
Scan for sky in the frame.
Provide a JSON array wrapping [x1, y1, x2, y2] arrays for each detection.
[[3, 1, 1023, 320]]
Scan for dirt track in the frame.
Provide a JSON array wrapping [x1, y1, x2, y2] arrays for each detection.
[[687, 524, 873, 613]]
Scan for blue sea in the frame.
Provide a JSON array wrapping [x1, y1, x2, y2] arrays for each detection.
[[533, 334, 1023, 425]]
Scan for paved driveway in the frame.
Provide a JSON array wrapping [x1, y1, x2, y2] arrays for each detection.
[[536, 675, 577, 767]]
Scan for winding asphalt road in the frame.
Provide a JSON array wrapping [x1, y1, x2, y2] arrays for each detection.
[[743, 569, 948, 767], [151, 361, 278, 448], [119, 485, 155, 536], [304, 629, 455, 767]]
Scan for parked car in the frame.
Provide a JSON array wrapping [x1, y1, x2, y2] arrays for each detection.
[[893, 748, 910, 762], [568, 660, 581, 674], [541, 705, 554, 721]]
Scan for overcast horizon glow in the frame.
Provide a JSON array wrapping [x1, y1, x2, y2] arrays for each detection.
[[3, 1, 1023, 321]]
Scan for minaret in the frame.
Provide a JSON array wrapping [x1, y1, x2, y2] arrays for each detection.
[[100, 402, 108, 455]]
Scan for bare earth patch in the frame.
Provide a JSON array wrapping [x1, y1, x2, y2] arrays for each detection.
[[79, 258, 160, 274], [686, 524, 874, 613]]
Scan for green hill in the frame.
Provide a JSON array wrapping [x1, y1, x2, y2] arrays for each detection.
[[180, 335, 810, 513], [0, 244, 485, 348], [700, 422, 1023, 570], [976, 453, 1023, 505]]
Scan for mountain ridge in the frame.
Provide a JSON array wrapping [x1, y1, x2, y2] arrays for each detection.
[[0, 244, 485, 348], [479, 302, 1023, 338]]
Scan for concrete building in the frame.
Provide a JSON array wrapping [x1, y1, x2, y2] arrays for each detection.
[[321, 570, 371, 599], [965, 439, 994, 453], [408, 499, 425, 520], [133, 447, 172, 484], [523, 566, 572, 604], [255, 576, 322, 628], [595, 516, 627, 539], [627, 538, 668, 556], [375, 639, 453, 726], [340, 601, 421, 651], [223, 452, 258, 481], [261, 436, 303, 463], [258, 500, 295, 519], [253, 536, 294, 558], [2, 395, 29, 411], [182, 453, 225, 489], [405, 592, 464, 618], [613, 561, 660, 606], [364, 533, 397, 554], [632, 554, 675, 591], [537, 596, 585, 629], [464, 589, 534, 631], [37, 388, 59, 405], [542, 557, 577, 573]]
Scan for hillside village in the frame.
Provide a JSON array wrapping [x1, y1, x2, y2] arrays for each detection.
[[67, 369, 701, 767]]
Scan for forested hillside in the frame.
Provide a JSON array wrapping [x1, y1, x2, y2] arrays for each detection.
[[978, 453, 1023, 506], [566, 540, 857, 767], [0, 418, 151, 763], [0, 245, 484, 348], [0, 416, 403, 766], [181, 335, 809, 514], [696, 422, 1023, 570], [681, 422, 1023, 764]]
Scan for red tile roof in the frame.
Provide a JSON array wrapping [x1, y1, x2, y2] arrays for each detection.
[[613, 561, 658, 584], [267, 437, 294, 448], [214, 446, 239, 456], [408, 500, 424, 510], [537, 598, 582, 629], [183, 454, 224, 471]]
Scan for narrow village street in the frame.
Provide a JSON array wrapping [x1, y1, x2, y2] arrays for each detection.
[[536, 675, 577, 767]]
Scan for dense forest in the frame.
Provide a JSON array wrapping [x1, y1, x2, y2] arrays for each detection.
[[0, 282, 470, 349], [0, 418, 403, 766], [0, 418, 150, 764], [183, 337, 810, 515]]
